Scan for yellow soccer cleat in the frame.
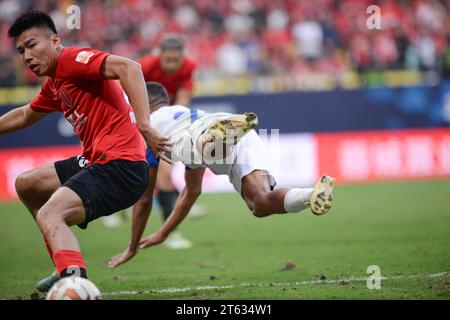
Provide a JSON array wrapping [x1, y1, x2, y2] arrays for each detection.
[[204, 112, 258, 144], [309, 174, 335, 215]]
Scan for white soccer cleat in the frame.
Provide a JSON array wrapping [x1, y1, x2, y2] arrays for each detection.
[[204, 112, 258, 145], [36, 270, 60, 293], [186, 204, 208, 220], [309, 174, 335, 215], [101, 215, 123, 228], [163, 232, 193, 250]]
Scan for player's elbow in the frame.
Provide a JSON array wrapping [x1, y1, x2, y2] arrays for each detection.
[[123, 59, 142, 77], [136, 195, 153, 209]]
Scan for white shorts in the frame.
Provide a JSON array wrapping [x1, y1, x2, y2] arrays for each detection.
[[229, 130, 277, 194]]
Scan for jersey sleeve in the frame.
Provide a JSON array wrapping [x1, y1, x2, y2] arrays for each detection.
[[55, 47, 109, 80], [29, 78, 61, 113]]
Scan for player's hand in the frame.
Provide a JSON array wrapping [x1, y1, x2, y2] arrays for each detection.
[[139, 231, 167, 249], [158, 151, 174, 165], [140, 125, 174, 164], [108, 246, 137, 269]]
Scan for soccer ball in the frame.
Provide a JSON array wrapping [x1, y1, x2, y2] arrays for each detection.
[[46, 277, 102, 300]]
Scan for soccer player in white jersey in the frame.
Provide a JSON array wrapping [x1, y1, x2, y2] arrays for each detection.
[[108, 82, 335, 268]]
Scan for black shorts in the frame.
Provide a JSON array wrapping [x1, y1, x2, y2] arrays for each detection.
[[55, 156, 148, 229]]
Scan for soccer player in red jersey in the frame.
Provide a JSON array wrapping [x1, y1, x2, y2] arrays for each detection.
[[140, 34, 196, 106], [140, 35, 200, 249], [0, 10, 171, 290]]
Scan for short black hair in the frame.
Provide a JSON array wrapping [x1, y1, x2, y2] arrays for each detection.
[[146, 82, 170, 108], [160, 34, 184, 52], [8, 10, 57, 38]]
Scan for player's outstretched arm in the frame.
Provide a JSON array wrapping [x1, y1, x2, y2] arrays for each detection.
[[139, 167, 205, 249], [0, 104, 47, 135], [100, 55, 173, 162], [108, 166, 157, 269]]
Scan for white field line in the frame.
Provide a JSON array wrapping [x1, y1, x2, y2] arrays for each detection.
[[104, 271, 449, 296]]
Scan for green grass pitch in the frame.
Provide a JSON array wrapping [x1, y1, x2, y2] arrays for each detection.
[[0, 180, 449, 300]]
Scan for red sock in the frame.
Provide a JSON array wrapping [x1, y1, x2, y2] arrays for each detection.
[[53, 250, 87, 276], [43, 236, 54, 262]]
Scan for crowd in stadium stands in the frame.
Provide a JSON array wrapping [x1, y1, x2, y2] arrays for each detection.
[[0, 0, 449, 86]]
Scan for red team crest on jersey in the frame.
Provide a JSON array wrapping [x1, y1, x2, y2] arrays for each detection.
[[75, 51, 95, 64]]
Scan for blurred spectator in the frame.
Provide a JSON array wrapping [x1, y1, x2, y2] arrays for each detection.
[[0, 0, 449, 86], [217, 40, 247, 76], [292, 19, 324, 60]]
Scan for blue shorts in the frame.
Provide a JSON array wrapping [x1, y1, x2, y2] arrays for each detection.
[[146, 147, 160, 168]]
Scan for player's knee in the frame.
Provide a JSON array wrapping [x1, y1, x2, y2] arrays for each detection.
[[251, 207, 265, 218], [15, 171, 38, 196], [36, 207, 59, 236], [250, 195, 268, 218]]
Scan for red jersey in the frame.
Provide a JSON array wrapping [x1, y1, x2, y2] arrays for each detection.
[[30, 47, 146, 165], [139, 55, 196, 104]]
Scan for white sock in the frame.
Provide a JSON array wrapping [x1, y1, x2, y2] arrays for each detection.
[[283, 188, 313, 213]]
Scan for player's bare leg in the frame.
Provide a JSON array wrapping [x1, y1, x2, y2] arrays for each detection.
[[241, 170, 291, 217], [35, 187, 88, 279], [14, 163, 66, 292], [241, 170, 335, 217], [199, 126, 280, 217], [36, 187, 85, 251], [15, 163, 61, 219]]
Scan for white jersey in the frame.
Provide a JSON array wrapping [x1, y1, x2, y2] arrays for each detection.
[[150, 105, 236, 175], [150, 105, 275, 193]]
